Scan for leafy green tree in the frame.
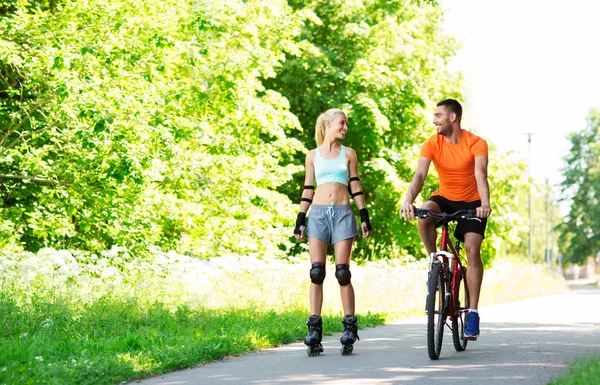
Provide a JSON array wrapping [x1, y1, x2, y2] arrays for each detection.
[[0, 0, 303, 256], [0, 0, 533, 265], [504, 176, 561, 263], [481, 147, 529, 264], [1, 0, 59, 16], [558, 108, 600, 264]]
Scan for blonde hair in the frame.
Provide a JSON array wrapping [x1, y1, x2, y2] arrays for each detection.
[[315, 108, 346, 146]]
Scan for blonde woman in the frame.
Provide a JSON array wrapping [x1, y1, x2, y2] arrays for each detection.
[[293, 108, 372, 356]]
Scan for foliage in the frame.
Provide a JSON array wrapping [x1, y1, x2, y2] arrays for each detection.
[[1, 0, 60, 17], [558, 108, 600, 265], [0, 298, 383, 385], [0, 0, 535, 264], [0, 246, 389, 384], [504, 179, 561, 264], [0, 0, 305, 256], [477, 146, 529, 265]]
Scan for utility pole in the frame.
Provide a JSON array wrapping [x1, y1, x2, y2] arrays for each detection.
[[545, 178, 550, 264], [549, 187, 555, 265], [526, 133, 533, 265]]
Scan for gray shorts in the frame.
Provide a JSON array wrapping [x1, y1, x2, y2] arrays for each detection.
[[305, 204, 358, 245]]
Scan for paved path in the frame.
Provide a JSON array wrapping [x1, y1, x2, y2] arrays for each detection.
[[132, 283, 600, 385]]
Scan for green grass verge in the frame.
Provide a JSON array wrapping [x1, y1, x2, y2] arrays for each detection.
[[548, 356, 600, 385], [0, 250, 568, 385], [0, 296, 384, 385]]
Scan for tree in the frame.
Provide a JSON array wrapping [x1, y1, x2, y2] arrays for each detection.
[[0, 0, 533, 264], [504, 178, 560, 263], [558, 108, 600, 265], [0, 0, 304, 256]]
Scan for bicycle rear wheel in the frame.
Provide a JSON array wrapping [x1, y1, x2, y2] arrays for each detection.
[[426, 262, 445, 360], [452, 268, 470, 351]]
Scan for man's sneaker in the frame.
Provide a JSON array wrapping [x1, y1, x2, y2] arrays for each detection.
[[464, 311, 480, 339]]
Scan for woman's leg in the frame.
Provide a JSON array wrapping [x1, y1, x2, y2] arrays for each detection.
[[308, 237, 328, 315], [334, 238, 360, 351], [333, 238, 354, 315]]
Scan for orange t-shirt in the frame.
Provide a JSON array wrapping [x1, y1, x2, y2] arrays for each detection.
[[420, 130, 488, 202]]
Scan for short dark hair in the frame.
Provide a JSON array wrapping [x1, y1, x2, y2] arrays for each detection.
[[437, 99, 462, 121]]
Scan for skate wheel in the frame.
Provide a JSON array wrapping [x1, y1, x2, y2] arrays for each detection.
[[341, 344, 353, 356], [307, 343, 323, 357]]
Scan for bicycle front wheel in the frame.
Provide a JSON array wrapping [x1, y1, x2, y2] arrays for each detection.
[[426, 262, 445, 360], [452, 268, 470, 351]]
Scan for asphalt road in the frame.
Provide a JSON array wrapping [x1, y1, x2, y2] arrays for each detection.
[[131, 282, 600, 385]]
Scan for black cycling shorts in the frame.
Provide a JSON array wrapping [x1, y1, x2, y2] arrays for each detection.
[[427, 195, 487, 242]]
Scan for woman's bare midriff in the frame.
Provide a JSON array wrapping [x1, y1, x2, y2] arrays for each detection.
[[312, 183, 350, 205]]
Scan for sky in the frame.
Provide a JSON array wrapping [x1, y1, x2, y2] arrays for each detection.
[[438, 0, 600, 188]]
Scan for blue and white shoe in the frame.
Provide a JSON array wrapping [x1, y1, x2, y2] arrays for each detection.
[[465, 311, 480, 339]]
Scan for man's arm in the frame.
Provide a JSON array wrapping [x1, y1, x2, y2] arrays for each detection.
[[474, 155, 492, 218], [400, 156, 431, 220]]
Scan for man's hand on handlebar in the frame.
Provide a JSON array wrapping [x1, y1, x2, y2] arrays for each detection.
[[412, 208, 477, 220], [476, 205, 492, 218], [399, 201, 416, 220], [401, 202, 489, 221]]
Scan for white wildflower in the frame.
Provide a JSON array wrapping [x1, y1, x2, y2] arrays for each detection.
[[41, 318, 54, 328]]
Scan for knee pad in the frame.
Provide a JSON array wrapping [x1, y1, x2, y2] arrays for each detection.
[[310, 262, 326, 284], [335, 264, 352, 286]]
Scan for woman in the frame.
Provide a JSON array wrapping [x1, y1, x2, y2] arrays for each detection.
[[293, 108, 372, 356]]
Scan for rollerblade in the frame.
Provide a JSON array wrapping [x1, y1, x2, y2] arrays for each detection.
[[340, 314, 359, 355], [304, 315, 324, 357]]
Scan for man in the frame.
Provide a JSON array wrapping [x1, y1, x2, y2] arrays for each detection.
[[400, 99, 492, 339]]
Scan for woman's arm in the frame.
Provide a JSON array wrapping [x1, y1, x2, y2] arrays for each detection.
[[294, 151, 316, 240], [347, 148, 371, 238]]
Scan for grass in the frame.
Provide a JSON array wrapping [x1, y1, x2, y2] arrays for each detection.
[[0, 248, 569, 385], [0, 295, 383, 385], [479, 259, 569, 306], [548, 355, 600, 385]]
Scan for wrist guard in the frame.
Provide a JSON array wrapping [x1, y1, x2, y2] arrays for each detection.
[[359, 208, 372, 231], [294, 212, 306, 235]]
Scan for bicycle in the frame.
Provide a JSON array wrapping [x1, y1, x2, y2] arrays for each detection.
[[414, 208, 475, 360]]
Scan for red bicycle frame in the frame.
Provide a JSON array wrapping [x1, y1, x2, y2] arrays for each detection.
[[436, 224, 467, 319], [420, 207, 474, 359]]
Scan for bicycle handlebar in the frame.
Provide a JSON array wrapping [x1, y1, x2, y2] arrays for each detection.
[[414, 208, 477, 220]]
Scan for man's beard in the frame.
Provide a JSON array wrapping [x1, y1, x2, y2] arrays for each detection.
[[437, 123, 452, 137]]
